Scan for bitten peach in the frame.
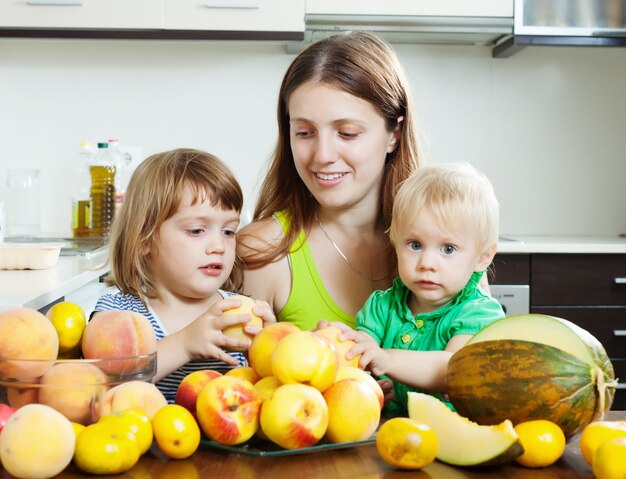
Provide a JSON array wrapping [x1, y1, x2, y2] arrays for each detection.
[[82, 311, 157, 374], [39, 362, 109, 425], [222, 295, 263, 347], [0, 307, 59, 379]]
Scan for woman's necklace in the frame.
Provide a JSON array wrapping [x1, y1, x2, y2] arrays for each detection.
[[315, 215, 390, 282]]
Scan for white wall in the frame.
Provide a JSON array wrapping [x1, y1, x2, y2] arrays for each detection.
[[1, 38, 625, 237]]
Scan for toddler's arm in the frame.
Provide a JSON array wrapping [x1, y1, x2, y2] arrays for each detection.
[[343, 330, 472, 394]]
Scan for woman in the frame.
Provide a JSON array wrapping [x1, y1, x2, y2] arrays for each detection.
[[237, 31, 420, 331]]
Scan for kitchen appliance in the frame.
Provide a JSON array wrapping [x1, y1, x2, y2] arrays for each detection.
[[494, 0, 626, 57], [490, 284, 530, 316]]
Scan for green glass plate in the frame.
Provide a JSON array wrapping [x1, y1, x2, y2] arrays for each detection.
[[200, 436, 376, 457]]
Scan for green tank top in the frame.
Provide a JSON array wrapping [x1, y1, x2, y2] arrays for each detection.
[[274, 211, 355, 330]]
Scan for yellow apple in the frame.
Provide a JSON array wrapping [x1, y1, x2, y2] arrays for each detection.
[[323, 378, 381, 443], [260, 383, 328, 449], [315, 325, 361, 368], [334, 365, 384, 409], [248, 322, 300, 377], [174, 369, 222, 418], [196, 375, 260, 445], [271, 330, 338, 392], [222, 295, 264, 349]]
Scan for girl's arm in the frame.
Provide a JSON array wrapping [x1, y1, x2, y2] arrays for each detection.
[[345, 332, 472, 393]]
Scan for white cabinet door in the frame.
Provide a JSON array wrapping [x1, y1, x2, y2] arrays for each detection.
[[306, 0, 513, 18], [165, 0, 304, 32], [0, 0, 163, 29]]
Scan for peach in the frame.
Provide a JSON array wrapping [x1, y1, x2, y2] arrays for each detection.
[[0, 307, 59, 379], [222, 295, 263, 347], [6, 385, 39, 408], [272, 331, 338, 392], [248, 322, 300, 378], [315, 325, 361, 368], [225, 366, 260, 385], [334, 365, 384, 409], [39, 361, 109, 425], [196, 375, 260, 446], [323, 378, 381, 443], [96, 381, 167, 421], [174, 369, 222, 418], [260, 383, 328, 449], [0, 403, 75, 479], [82, 310, 157, 374]]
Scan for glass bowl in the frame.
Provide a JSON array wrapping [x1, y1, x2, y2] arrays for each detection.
[[0, 352, 156, 425]]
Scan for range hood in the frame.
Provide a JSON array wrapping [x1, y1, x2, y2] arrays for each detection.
[[493, 0, 626, 57], [303, 14, 513, 46]]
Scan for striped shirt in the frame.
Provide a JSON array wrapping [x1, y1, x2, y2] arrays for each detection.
[[93, 289, 247, 403]]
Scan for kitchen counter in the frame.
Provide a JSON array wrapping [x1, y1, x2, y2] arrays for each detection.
[[31, 410, 625, 479], [0, 248, 109, 312], [498, 235, 626, 254]]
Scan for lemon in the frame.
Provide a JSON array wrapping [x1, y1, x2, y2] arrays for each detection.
[[152, 404, 201, 459], [580, 420, 626, 465], [71, 421, 86, 438], [514, 419, 566, 468], [46, 301, 87, 356], [376, 417, 438, 470], [593, 438, 626, 479], [74, 421, 141, 475], [99, 408, 153, 455]]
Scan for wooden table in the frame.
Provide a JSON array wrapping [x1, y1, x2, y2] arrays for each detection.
[[10, 411, 625, 479]]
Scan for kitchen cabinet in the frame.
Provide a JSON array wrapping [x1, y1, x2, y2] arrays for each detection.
[[0, 0, 304, 40], [305, 0, 513, 17], [165, 1, 304, 34], [491, 253, 626, 410], [0, 0, 162, 30]]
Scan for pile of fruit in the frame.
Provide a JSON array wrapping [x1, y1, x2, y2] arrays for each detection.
[[174, 320, 384, 449]]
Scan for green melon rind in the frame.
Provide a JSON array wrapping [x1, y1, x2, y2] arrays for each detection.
[[447, 339, 603, 438], [407, 392, 523, 467], [466, 314, 616, 417]]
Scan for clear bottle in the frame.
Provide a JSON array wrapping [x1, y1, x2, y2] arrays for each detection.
[[107, 139, 132, 216], [72, 141, 94, 238], [89, 142, 116, 238]]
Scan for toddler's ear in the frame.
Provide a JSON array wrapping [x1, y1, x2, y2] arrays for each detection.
[[475, 243, 497, 272]]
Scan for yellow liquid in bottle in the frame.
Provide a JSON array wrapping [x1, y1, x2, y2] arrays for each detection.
[[89, 165, 116, 238]]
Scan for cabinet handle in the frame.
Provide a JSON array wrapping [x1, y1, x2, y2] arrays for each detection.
[[205, 1, 259, 9], [614, 277, 626, 285], [28, 0, 83, 5], [614, 330, 626, 337]]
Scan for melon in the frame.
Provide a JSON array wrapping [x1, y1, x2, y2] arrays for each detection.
[[447, 314, 616, 438], [407, 392, 523, 467]]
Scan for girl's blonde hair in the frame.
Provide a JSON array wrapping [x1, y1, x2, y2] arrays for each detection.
[[389, 163, 499, 255], [241, 31, 420, 269], [106, 148, 244, 298]]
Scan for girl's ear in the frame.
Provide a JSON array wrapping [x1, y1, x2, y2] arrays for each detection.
[[386, 116, 404, 153], [475, 243, 497, 272]]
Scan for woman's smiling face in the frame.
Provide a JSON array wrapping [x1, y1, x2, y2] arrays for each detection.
[[288, 82, 399, 212]]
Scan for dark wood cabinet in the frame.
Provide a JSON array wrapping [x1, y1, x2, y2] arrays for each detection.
[[491, 253, 626, 410]]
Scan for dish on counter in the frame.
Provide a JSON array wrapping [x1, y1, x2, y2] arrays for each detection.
[[0, 243, 64, 270], [200, 436, 376, 457]]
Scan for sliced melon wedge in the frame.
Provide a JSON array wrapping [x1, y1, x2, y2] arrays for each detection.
[[407, 392, 523, 467]]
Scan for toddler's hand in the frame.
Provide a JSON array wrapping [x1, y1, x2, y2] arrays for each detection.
[[340, 329, 390, 377], [243, 299, 276, 336]]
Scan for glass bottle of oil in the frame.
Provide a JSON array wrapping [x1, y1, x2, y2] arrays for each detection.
[[72, 141, 93, 238], [89, 142, 116, 238]]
